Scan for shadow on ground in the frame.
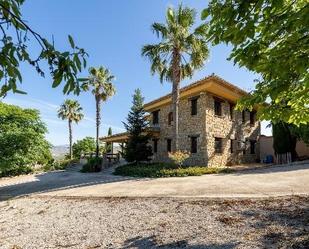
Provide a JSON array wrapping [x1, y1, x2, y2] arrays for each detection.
[[123, 235, 239, 249], [0, 167, 147, 201]]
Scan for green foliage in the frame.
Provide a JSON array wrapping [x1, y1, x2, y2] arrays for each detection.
[[0, 102, 52, 176], [58, 99, 84, 159], [80, 157, 102, 173], [57, 99, 84, 123], [290, 124, 309, 145], [43, 159, 76, 172], [203, 0, 309, 125], [105, 127, 112, 152], [114, 163, 233, 177], [72, 137, 96, 158], [142, 5, 209, 83], [122, 89, 153, 163], [272, 122, 297, 160], [0, 0, 88, 97], [82, 66, 116, 157], [142, 4, 209, 150]]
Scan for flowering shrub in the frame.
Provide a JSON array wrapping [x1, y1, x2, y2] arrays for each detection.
[[168, 150, 190, 167]]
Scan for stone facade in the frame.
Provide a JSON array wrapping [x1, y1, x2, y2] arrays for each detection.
[[150, 92, 260, 167]]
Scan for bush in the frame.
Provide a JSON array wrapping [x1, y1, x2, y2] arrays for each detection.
[[0, 102, 52, 177], [168, 150, 190, 167], [43, 159, 77, 172], [113, 163, 234, 177], [80, 157, 102, 173]]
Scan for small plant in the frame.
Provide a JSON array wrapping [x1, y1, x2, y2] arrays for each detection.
[[168, 150, 190, 167], [80, 157, 102, 173]]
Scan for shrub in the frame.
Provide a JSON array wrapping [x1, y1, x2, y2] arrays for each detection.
[[114, 163, 233, 177], [43, 159, 77, 172], [168, 150, 190, 167], [80, 157, 102, 173]]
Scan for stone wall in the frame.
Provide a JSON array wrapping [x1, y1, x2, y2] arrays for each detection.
[[204, 93, 260, 167], [151, 92, 208, 165], [150, 92, 260, 167]]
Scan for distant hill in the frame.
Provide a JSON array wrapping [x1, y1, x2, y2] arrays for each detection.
[[51, 145, 69, 159]]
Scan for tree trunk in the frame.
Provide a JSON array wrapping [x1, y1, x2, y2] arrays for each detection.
[[95, 96, 101, 158], [172, 48, 181, 151], [68, 120, 72, 160]]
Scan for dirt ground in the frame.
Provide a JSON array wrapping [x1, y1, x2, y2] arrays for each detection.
[[0, 196, 308, 249]]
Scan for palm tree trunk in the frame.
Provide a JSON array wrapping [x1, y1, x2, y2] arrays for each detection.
[[68, 120, 72, 160], [95, 96, 101, 158], [172, 48, 181, 151]]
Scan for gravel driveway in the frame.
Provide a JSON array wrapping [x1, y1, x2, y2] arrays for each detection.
[[0, 196, 308, 249], [0, 163, 308, 199]]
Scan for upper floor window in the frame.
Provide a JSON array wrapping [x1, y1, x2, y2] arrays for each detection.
[[242, 110, 246, 123], [167, 139, 172, 152], [153, 139, 158, 153], [152, 110, 159, 125], [214, 137, 223, 153], [250, 111, 256, 125], [229, 103, 235, 119], [191, 136, 198, 153], [168, 112, 173, 126], [191, 98, 198, 115], [214, 98, 222, 116]]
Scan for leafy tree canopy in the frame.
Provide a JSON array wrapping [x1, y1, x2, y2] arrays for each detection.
[[72, 137, 96, 159], [203, 0, 309, 125], [0, 0, 88, 97], [122, 89, 152, 163], [0, 102, 52, 176]]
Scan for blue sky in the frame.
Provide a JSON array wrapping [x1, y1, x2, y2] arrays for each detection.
[[2, 0, 271, 145]]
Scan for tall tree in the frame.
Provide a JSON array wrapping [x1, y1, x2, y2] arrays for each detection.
[[83, 67, 116, 157], [142, 5, 209, 150], [202, 0, 309, 125], [106, 127, 112, 153], [0, 0, 88, 97], [58, 99, 84, 159], [123, 89, 152, 163]]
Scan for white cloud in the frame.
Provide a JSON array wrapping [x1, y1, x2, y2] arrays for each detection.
[[2, 96, 125, 145]]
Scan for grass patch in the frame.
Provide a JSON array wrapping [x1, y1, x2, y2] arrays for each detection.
[[113, 163, 234, 177]]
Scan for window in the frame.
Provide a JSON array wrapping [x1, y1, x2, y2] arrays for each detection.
[[214, 137, 223, 153], [153, 139, 158, 153], [191, 98, 198, 115], [152, 110, 159, 125], [250, 111, 256, 125], [250, 140, 256, 154], [230, 139, 234, 153], [167, 139, 172, 152], [242, 110, 246, 123], [191, 136, 198, 153], [168, 112, 173, 126], [214, 98, 222, 116], [229, 103, 235, 119]]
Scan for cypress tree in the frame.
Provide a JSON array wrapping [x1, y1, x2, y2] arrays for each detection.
[[123, 89, 153, 163], [106, 127, 112, 153]]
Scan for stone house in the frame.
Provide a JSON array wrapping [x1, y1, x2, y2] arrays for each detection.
[[101, 75, 260, 167]]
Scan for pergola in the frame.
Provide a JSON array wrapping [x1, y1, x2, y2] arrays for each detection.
[[100, 127, 160, 154]]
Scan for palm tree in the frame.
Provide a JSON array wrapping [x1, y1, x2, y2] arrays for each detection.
[[84, 66, 116, 157], [142, 5, 209, 150], [58, 99, 84, 159]]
